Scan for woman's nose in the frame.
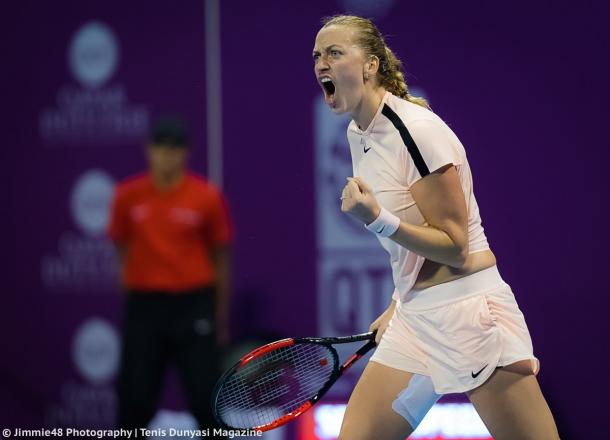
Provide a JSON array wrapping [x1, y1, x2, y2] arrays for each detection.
[[316, 58, 330, 73]]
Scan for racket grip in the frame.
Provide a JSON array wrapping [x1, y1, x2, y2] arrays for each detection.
[[340, 339, 377, 372]]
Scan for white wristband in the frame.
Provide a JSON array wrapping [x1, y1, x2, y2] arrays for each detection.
[[365, 207, 400, 237]]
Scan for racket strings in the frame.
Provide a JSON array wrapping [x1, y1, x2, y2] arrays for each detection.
[[215, 343, 336, 429]]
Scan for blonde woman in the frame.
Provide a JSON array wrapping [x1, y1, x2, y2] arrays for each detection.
[[313, 15, 559, 440]]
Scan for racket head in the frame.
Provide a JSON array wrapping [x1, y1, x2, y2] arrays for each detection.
[[212, 338, 340, 431]]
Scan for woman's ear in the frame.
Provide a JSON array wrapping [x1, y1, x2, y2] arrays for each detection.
[[364, 55, 380, 81]]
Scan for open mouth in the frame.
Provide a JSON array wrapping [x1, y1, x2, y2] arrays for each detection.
[[320, 77, 335, 98]]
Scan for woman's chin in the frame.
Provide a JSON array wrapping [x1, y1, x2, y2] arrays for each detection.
[[329, 101, 347, 114]]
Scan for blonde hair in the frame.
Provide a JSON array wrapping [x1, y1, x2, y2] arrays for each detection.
[[321, 15, 430, 109]]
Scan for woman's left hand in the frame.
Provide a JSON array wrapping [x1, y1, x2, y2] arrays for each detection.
[[340, 177, 381, 224]]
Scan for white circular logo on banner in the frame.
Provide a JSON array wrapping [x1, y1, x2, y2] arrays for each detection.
[[72, 318, 120, 385], [69, 21, 120, 88], [71, 169, 115, 237]]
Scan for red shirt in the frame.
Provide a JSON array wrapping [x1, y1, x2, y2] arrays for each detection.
[[108, 172, 232, 292]]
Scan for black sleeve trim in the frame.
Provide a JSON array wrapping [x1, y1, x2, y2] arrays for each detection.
[[381, 104, 430, 178]]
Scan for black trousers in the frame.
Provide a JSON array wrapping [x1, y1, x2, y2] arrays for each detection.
[[117, 287, 221, 433]]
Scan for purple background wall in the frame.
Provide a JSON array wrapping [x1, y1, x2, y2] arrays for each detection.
[[3, 1, 610, 438], [4, 0, 208, 429]]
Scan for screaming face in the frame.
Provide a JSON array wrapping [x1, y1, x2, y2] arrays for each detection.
[[313, 25, 368, 114]]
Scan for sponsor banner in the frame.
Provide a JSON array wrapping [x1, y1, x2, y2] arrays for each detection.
[[297, 403, 492, 439], [314, 95, 394, 397], [7, 2, 207, 428], [39, 22, 149, 145], [41, 169, 119, 293], [46, 317, 120, 428]]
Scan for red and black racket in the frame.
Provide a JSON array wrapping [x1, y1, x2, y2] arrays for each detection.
[[211, 331, 376, 431]]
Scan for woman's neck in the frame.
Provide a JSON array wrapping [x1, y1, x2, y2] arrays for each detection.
[[352, 87, 387, 131]]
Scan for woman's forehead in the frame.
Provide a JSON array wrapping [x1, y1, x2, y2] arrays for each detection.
[[314, 25, 358, 49]]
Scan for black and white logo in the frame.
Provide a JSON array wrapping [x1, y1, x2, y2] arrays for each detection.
[[471, 364, 488, 378], [361, 137, 371, 153]]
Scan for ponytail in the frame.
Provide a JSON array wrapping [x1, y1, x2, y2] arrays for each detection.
[[380, 47, 429, 109]]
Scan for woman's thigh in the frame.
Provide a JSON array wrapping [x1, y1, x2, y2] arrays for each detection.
[[339, 361, 416, 440], [467, 368, 559, 440]]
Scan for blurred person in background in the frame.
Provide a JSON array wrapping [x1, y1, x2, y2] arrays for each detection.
[[108, 117, 232, 433]]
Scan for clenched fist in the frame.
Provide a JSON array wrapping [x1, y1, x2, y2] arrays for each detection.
[[340, 177, 381, 225]]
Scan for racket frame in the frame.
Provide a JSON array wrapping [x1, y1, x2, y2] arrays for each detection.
[[211, 331, 376, 432]]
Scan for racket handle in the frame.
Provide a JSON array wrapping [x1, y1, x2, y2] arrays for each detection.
[[339, 339, 377, 373], [300, 331, 376, 345]]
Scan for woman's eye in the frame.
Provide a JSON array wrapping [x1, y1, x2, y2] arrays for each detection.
[[331, 50, 340, 57]]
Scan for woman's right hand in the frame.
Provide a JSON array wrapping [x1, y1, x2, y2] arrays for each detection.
[[369, 300, 397, 344]]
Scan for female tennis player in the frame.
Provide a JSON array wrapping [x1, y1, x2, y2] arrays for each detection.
[[313, 15, 559, 440]]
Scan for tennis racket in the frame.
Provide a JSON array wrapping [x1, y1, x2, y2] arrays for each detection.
[[211, 331, 376, 431]]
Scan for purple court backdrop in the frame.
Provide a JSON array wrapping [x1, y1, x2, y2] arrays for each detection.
[[3, 1, 610, 439], [4, 0, 209, 430]]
